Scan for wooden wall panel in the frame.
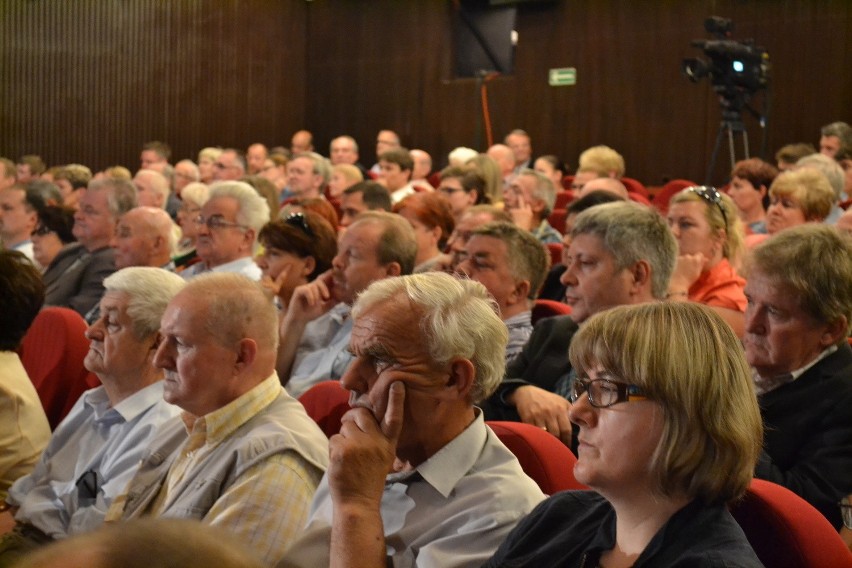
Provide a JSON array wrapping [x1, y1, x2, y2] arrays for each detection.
[[0, 0, 306, 170], [1, 1, 849, 186], [305, 0, 851, 186]]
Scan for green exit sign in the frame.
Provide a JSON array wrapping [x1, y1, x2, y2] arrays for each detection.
[[549, 67, 576, 86]]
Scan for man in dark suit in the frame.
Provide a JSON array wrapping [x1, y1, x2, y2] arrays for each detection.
[[43, 178, 136, 321], [744, 224, 852, 528], [483, 202, 677, 447]]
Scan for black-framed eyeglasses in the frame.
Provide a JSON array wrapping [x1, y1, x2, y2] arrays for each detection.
[[284, 212, 313, 237], [32, 224, 52, 236], [569, 377, 648, 408], [193, 214, 248, 231], [686, 185, 728, 229], [841, 497, 852, 530]]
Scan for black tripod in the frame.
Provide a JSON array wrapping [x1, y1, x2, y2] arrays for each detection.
[[705, 109, 749, 185]]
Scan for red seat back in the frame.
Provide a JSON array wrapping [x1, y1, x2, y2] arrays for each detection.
[[548, 208, 567, 234], [488, 421, 587, 494], [532, 299, 572, 324], [621, 177, 650, 199], [554, 191, 574, 210], [18, 307, 100, 429], [545, 242, 563, 267], [298, 380, 351, 438], [730, 479, 852, 567], [652, 179, 698, 214]]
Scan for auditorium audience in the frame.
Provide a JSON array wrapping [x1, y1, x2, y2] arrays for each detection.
[[377, 148, 416, 203], [456, 222, 549, 361], [503, 169, 561, 244], [30, 205, 76, 271], [666, 185, 746, 336], [139, 141, 171, 174], [197, 147, 223, 184], [279, 272, 545, 568], [0, 251, 50, 501], [0, 185, 39, 264], [485, 202, 677, 446], [329, 135, 368, 178], [441, 204, 511, 272], [0, 268, 185, 562], [105, 273, 329, 565], [327, 164, 363, 200], [52, 164, 92, 211], [256, 211, 337, 309], [505, 129, 533, 174], [213, 149, 247, 182], [173, 182, 209, 270], [728, 158, 778, 235], [338, 181, 392, 228], [393, 191, 455, 272], [533, 154, 569, 193], [437, 166, 488, 222], [110, 207, 176, 270], [485, 302, 763, 567], [764, 168, 835, 236], [42, 178, 136, 320], [277, 211, 416, 398], [572, 145, 625, 192], [743, 224, 852, 528], [796, 152, 847, 222], [0, 159, 14, 192], [576, 176, 629, 199], [180, 181, 269, 280]]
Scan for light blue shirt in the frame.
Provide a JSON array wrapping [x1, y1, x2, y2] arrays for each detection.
[[286, 303, 354, 399], [279, 412, 546, 568], [7, 382, 180, 538], [181, 256, 262, 281]]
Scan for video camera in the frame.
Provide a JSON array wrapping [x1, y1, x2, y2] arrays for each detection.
[[682, 17, 770, 112]]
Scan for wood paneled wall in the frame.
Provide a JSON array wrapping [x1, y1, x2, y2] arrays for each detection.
[[2, 1, 850, 185]]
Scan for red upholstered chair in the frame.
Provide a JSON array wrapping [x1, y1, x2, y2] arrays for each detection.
[[532, 299, 572, 325], [548, 208, 567, 234], [561, 175, 574, 191], [545, 242, 563, 267], [627, 192, 652, 206], [652, 179, 698, 214], [554, 191, 574, 210], [427, 172, 441, 189], [621, 177, 650, 200], [18, 307, 100, 429], [729, 479, 852, 567], [487, 421, 587, 495], [298, 380, 352, 438]]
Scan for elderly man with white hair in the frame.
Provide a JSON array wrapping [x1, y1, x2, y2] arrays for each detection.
[[280, 272, 544, 568], [180, 181, 269, 280], [0, 268, 185, 562]]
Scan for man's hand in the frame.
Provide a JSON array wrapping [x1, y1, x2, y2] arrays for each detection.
[[509, 385, 573, 445], [329, 382, 405, 507], [509, 194, 535, 231], [286, 270, 337, 324]]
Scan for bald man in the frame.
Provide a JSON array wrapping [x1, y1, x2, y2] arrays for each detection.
[[111, 207, 176, 270], [576, 177, 628, 199]]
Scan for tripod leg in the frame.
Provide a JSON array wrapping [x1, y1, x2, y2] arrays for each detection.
[[706, 124, 726, 185]]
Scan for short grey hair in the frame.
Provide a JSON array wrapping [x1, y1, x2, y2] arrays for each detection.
[[294, 151, 332, 184], [330, 135, 359, 154], [175, 159, 201, 182], [180, 182, 210, 208], [87, 177, 138, 219], [207, 181, 270, 233], [352, 272, 508, 402], [572, 201, 677, 300], [517, 168, 557, 216], [181, 272, 279, 351], [103, 267, 186, 339], [134, 170, 171, 209], [471, 222, 550, 301], [796, 153, 845, 201]]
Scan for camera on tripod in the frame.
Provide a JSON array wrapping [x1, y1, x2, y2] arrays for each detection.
[[681, 16, 770, 112]]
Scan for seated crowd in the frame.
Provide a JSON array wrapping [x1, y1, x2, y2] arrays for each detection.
[[1, 121, 851, 566]]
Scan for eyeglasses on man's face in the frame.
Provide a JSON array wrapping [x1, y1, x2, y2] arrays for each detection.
[[193, 214, 248, 231], [569, 377, 648, 408]]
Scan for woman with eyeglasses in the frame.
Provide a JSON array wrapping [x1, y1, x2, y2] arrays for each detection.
[[256, 211, 337, 309], [486, 302, 764, 567], [173, 182, 209, 271], [666, 185, 747, 336], [31, 205, 76, 272]]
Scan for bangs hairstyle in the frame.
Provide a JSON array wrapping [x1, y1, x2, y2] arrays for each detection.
[[352, 272, 507, 402], [258, 211, 338, 280], [768, 169, 835, 222], [568, 302, 762, 505]]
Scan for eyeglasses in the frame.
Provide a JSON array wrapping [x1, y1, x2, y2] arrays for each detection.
[[193, 214, 248, 231], [569, 377, 648, 408], [841, 497, 852, 530], [439, 186, 466, 195], [284, 212, 313, 237], [686, 185, 728, 229]]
